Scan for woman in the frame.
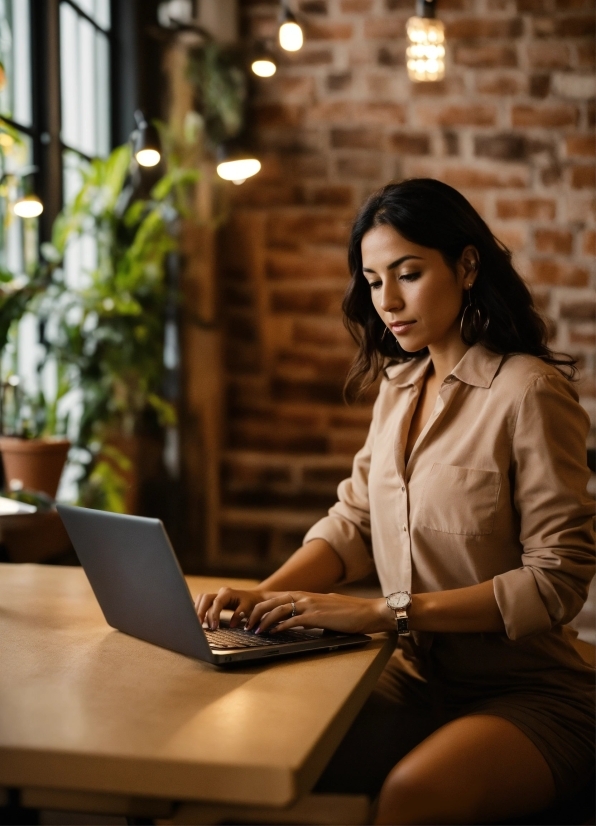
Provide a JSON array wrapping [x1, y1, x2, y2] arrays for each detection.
[[196, 179, 595, 825]]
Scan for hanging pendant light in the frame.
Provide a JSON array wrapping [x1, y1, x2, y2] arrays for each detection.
[[216, 141, 261, 186], [406, 0, 445, 83], [279, 3, 303, 52], [13, 193, 43, 218], [251, 42, 277, 77], [133, 110, 162, 168]]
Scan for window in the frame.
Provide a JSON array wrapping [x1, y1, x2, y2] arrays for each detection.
[[59, 0, 111, 162]]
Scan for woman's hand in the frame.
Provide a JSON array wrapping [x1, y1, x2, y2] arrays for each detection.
[[247, 591, 391, 636], [195, 587, 268, 629]]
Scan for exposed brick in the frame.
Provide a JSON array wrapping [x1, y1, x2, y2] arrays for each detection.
[[454, 45, 517, 67], [377, 46, 404, 67], [269, 287, 345, 315], [529, 261, 589, 287], [475, 73, 526, 95], [268, 212, 351, 247], [410, 77, 467, 96], [577, 42, 595, 69], [446, 18, 523, 38], [259, 76, 316, 103], [552, 74, 596, 100], [517, 0, 549, 10], [299, 0, 328, 12], [565, 135, 596, 157], [527, 43, 571, 69], [511, 104, 579, 127], [282, 48, 334, 65], [571, 165, 596, 189], [389, 132, 431, 155], [331, 128, 383, 149], [303, 20, 353, 39], [293, 319, 352, 347], [340, 0, 373, 10], [529, 75, 550, 98], [335, 153, 383, 179], [306, 101, 406, 124], [533, 15, 596, 38], [569, 327, 596, 348], [441, 166, 528, 189], [495, 197, 557, 219], [327, 71, 352, 91], [582, 230, 596, 256], [560, 301, 596, 321], [534, 228, 574, 254], [495, 226, 527, 251], [364, 17, 407, 38], [443, 131, 460, 156], [416, 104, 497, 127], [266, 249, 348, 281], [474, 134, 527, 160], [254, 104, 304, 129], [309, 185, 354, 206]]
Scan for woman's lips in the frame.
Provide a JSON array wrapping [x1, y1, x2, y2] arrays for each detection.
[[390, 320, 416, 335]]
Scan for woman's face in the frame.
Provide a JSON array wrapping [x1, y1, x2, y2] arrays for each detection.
[[360, 224, 477, 355]]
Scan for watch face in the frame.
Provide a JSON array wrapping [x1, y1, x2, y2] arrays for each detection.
[[387, 591, 411, 610]]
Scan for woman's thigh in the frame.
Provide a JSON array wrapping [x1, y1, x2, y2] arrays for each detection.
[[375, 714, 556, 825]]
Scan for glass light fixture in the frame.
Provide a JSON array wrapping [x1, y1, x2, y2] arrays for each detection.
[[251, 42, 277, 77], [216, 158, 261, 185], [279, 4, 303, 52], [216, 141, 262, 186], [13, 193, 43, 218], [406, 0, 445, 83], [133, 110, 162, 168]]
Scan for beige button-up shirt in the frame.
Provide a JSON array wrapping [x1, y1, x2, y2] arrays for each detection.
[[304, 345, 595, 642]]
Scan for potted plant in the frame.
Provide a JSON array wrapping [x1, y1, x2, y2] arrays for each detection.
[[0, 376, 70, 498], [0, 142, 198, 513]]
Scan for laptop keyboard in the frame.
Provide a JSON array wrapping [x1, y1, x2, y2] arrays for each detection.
[[204, 626, 320, 650]]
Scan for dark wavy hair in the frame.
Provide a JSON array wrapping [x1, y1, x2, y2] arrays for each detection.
[[343, 178, 576, 400]]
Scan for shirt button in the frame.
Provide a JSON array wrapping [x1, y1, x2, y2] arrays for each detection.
[[444, 376, 453, 384], [403, 525, 407, 532], [401, 486, 405, 492]]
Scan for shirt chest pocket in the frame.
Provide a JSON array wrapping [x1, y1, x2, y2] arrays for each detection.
[[419, 463, 502, 536]]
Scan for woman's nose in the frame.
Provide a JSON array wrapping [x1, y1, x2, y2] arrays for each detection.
[[380, 282, 404, 313]]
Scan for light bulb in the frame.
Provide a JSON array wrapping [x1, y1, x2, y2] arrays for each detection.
[[135, 148, 161, 167], [406, 16, 445, 82], [216, 158, 261, 183], [13, 195, 43, 218], [279, 20, 303, 51], [252, 58, 277, 78]]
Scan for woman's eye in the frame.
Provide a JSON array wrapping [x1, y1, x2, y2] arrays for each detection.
[[399, 271, 421, 282], [368, 281, 382, 290]]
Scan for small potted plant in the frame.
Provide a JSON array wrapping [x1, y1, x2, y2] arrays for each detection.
[[0, 375, 70, 499]]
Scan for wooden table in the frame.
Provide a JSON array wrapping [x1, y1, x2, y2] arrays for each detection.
[[0, 564, 394, 823]]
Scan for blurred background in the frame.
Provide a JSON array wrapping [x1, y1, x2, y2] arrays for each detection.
[[0, 0, 593, 634]]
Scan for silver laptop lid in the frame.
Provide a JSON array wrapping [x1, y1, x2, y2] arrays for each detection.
[[57, 504, 213, 662]]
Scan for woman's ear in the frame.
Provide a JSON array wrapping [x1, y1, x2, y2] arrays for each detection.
[[457, 245, 480, 288]]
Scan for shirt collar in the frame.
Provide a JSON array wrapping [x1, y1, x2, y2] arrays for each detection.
[[384, 345, 504, 389], [450, 344, 504, 388]]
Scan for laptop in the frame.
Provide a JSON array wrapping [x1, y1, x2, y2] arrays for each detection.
[[57, 504, 371, 666]]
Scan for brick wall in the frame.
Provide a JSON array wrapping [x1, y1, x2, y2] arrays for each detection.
[[215, 0, 595, 571]]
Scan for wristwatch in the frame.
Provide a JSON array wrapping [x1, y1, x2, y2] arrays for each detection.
[[386, 591, 412, 636]]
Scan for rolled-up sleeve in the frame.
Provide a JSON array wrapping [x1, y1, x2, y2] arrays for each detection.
[[493, 373, 595, 640], [302, 383, 388, 583]]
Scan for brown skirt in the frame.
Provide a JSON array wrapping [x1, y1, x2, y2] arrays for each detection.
[[316, 632, 595, 802]]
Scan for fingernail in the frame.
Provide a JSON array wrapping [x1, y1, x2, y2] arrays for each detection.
[[255, 626, 261, 635]]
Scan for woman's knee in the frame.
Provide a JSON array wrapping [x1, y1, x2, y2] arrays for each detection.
[[374, 759, 480, 826]]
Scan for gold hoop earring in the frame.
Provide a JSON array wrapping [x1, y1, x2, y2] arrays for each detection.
[[460, 288, 489, 345]]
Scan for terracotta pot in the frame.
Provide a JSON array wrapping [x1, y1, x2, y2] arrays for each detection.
[[0, 437, 71, 499]]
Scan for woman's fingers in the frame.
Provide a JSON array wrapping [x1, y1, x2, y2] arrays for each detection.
[[247, 592, 298, 630], [253, 601, 298, 634], [205, 587, 240, 629], [195, 592, 216, 623]]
